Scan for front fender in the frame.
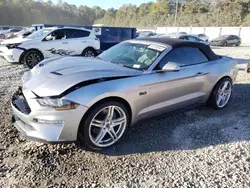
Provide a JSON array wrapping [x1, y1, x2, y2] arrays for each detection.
[[63, 78, 149, 125]]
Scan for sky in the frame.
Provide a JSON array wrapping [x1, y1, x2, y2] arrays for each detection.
[[52, 0, 156, 9]]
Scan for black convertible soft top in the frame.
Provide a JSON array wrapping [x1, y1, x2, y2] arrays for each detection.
[[135, 37, 219, 61]]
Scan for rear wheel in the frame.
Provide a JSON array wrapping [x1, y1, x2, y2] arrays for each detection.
[[235, 41, 240, 46], [247, 66, 250, 73], [23, 50, 44, 69], [78, 101, 129, 150], [208, 78, 232, 109], [81, 48, 96, 57]]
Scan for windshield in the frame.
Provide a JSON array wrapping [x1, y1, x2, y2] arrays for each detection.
[[26, 29, 52, 39], [98, 42, 165, 70]]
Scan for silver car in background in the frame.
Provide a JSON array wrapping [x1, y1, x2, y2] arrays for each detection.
[[11, 37, 238, 150], [168, 33, 209, 45]]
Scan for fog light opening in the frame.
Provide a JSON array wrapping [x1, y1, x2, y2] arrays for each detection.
[[33, 118, 64, 124]]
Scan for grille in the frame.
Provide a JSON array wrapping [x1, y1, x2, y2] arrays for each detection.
[[12, 87, 31, 115]]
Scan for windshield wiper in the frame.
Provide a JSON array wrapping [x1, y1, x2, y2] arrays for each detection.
[[110, 61, 130, 68], [111, 61, 143, 71]]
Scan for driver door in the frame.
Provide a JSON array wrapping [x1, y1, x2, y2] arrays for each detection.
[[40, 29, 69, 58], [227, 35, 235, 45], [147, 47, 209, 117]]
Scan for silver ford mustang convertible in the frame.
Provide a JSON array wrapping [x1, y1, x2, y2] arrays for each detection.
[[11, 37, 238, 150]]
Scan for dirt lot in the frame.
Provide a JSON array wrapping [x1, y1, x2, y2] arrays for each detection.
[[0, 46, 250, 188]]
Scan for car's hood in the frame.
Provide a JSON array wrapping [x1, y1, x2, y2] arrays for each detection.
[[22, 56, 142, 97], [1, 37, 29, 44]]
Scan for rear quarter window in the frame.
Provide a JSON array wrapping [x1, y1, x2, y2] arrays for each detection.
[[67, 29, 90, 38]]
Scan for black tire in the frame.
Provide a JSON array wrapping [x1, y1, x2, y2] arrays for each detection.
[[78, 101, 130, 150], [222, 41, 228, 47], [207, 78, 232, 110], [81, 48, 96, 57], [235, 41, 241, 46], [247, 67, 250, 73], [23, 50, 44, 69]]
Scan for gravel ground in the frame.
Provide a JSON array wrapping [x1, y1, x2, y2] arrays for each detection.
[[0, 46, 250, 188]]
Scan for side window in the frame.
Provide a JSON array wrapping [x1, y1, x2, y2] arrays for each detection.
[[228, 35, 233, 40], [11, 29, 21, 32], [156, 47, 209, 69], [66, 29, 90, 39], [187, 36, 198, 42], [45, 29, 66, 41]]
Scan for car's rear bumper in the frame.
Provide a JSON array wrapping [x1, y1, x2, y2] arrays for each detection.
[[11, 87, 89, 142]]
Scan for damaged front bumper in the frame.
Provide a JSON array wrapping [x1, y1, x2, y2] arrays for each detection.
[[11, 87, 88, 143]]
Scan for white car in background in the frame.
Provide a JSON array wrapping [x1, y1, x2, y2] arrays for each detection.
[[196, 34, 209, 42], [6, 28, 34, 39], [0, 28, 23, 39], [0, 27, 100, 68]]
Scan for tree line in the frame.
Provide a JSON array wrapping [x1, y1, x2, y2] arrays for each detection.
[[0, 0, 250, 28]]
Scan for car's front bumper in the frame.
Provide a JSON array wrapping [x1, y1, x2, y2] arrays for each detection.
[[11, 87, 89, 142], [0, 46, 24, 63]]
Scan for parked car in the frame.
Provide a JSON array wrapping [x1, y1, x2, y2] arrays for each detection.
[[33, 24, 137, 52], [177, 32, 188, 35], [211, 35, 241, 46], [137, 31, 156, 38], [0, 26, 11, 33], [0, 27, 100, 68], [167, 34, 209, 45], [196, 34, 209, 42], [7, 29, 34, 39], [11, 37, 238, 150], [4, 28, 23, 39], [167, 32, 188, 36]]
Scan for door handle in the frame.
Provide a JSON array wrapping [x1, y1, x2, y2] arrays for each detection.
[[195, 72, 206, 76], [82, 41, 87, 43], [62, 42, 68, 44]]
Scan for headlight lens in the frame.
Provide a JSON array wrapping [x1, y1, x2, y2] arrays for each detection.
[[6, 43, 21, 49], [37, 98, 79, 111]]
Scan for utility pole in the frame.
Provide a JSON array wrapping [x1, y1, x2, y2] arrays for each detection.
[[216, 8, 219, 27], [174, 0, 179, 27]]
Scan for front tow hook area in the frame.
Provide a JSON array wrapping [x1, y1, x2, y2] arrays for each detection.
[[11, 114, 16, 123]]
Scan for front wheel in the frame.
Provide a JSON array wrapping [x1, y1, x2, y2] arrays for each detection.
[[208, 78, 232, 109], [235, 41, 241, 46], [23, 50, 44, 69], [222, 41, 228, 47], [79, 101, 130, 150]]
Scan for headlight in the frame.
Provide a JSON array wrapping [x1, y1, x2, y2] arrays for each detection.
[[37, 98, 79, 111], [6, 43, 21, 49]]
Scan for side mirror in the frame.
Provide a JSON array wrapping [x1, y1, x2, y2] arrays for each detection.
[[45, 35, 53, 41], [161, 62, 180, 72]]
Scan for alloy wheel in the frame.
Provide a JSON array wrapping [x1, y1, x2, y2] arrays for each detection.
[[26, 53, 42, 68], [216, 81, 232, 108], [89, 105, 127, 147], [84, 50, 95, 57]]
